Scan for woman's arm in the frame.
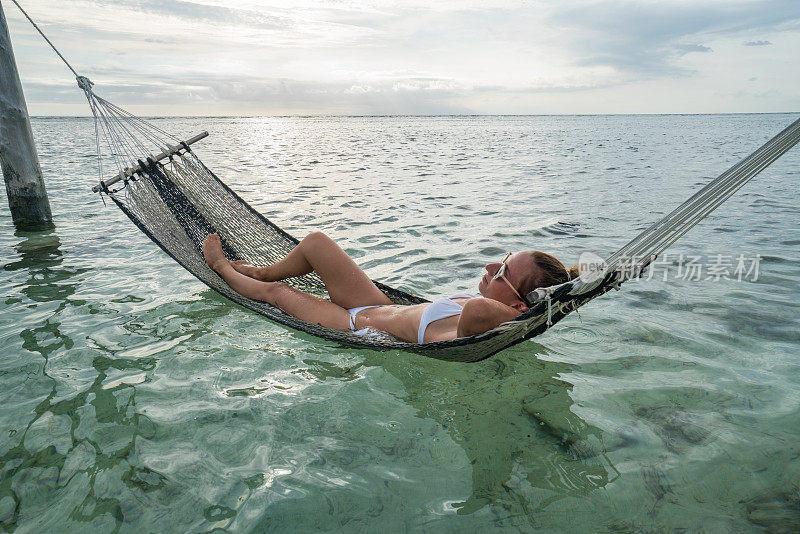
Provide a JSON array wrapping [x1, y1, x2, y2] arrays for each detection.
[[456, 298, 522, 338]]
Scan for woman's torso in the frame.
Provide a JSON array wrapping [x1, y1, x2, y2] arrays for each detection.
[[356, 297, 473, 343]]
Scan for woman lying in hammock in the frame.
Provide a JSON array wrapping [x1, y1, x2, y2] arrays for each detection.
[[202, 232, 577, 343]]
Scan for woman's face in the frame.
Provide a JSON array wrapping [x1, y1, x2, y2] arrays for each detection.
[[478, 252, 537, 309]]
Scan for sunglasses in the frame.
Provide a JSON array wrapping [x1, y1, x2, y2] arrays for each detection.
[[492, 252, 525, 303]]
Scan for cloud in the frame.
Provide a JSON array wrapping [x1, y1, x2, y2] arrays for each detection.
[[8, 0, 800, 114], [675, 44, 712, 54], [80, 0, 295, 30], [547, 0, 800, 76], [23, 70, 474, 115]]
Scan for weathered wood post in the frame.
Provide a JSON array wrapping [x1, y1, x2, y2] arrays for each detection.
[[0, 1, 53, 228]]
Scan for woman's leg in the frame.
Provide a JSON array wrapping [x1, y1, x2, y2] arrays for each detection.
[[228, 231, 392, 309], [202, 235, 351, 330]]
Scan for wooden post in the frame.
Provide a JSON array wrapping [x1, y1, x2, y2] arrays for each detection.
[[0, 1, 53, 228]]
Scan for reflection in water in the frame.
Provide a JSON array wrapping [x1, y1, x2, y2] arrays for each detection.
[[0, 229, 615, 530], [368, 345, 618, 521], [7, 232, 83, 364], [0, 230, 157, 532], [4, 230, 84, 305]]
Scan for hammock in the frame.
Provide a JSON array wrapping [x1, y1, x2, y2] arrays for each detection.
[[82, 98, 800, 361], [10, 0, 800, 362]]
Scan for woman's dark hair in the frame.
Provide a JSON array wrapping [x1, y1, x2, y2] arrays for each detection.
[[517, 251, 580, 300]]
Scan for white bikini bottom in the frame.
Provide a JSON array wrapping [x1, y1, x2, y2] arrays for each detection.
[[347, 305, 384, 333]]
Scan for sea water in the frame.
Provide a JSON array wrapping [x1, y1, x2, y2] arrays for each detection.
[[1, 114, 799, 532]]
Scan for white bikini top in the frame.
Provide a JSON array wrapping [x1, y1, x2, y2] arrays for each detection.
[[417, 294, 474, 343]]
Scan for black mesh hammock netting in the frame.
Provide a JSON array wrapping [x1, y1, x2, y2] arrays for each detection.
[[80, 74, 800, 361], [8, 0, 799, 361], [88, 109, 800, 362], [104, 150, 594, 362]]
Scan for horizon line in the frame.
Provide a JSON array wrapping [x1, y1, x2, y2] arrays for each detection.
[[29, 111, 800, 120]]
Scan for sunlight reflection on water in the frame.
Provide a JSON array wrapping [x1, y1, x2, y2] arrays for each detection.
[[1, 114, 799, 531]]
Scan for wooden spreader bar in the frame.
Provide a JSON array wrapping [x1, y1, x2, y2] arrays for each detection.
[[92, 131, 208, 193]]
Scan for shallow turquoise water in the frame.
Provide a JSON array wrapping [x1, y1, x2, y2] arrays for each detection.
[[1, 114, 799, 532]]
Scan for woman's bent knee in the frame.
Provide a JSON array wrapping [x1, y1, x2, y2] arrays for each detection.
[[304, 231, 331, 244]]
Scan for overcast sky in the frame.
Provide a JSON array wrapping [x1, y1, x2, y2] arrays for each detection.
[[4, 0, 799, 115]]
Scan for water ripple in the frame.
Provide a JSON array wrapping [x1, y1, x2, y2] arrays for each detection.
[[1, 114, 799, 531]]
